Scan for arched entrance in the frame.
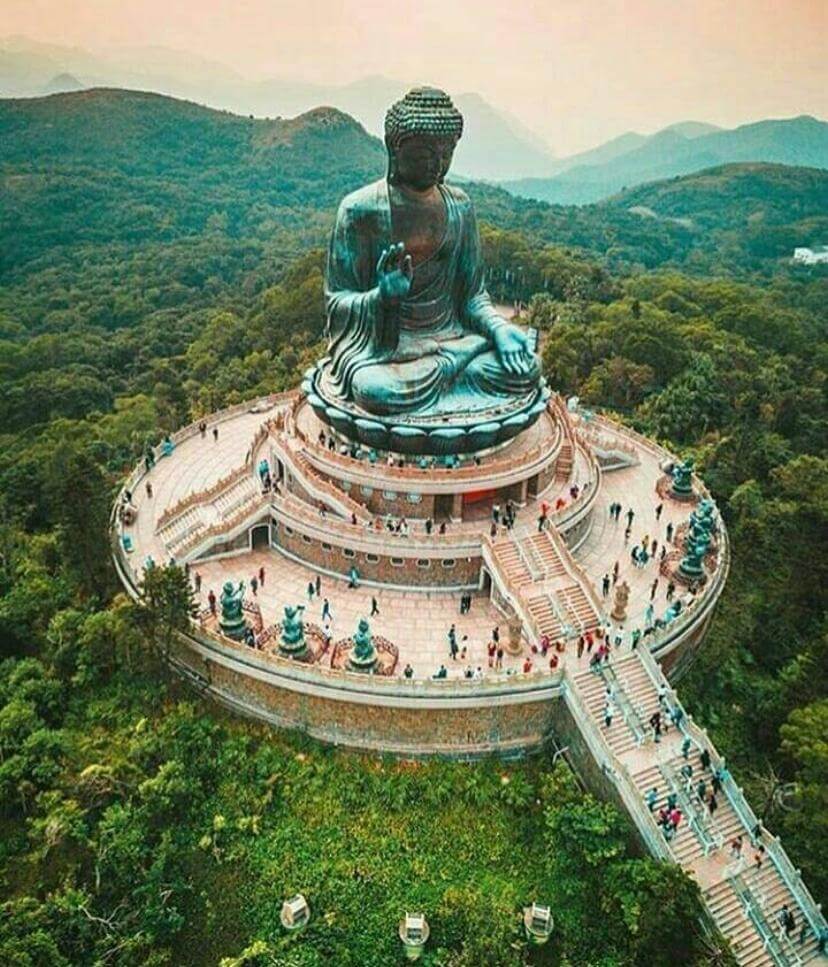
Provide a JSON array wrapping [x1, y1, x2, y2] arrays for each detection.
[[250, 524, 270, 550]]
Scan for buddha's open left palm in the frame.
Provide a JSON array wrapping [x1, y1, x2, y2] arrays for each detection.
[[493, 324, 534, 375]]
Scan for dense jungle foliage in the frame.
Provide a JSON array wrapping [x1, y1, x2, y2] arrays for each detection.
[[0, 88, 826, 964]]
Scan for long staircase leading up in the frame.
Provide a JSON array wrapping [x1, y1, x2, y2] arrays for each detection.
[[484, 525, 827, 966]]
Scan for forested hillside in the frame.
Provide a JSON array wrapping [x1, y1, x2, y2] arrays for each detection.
[[0, 88, 826, 964]]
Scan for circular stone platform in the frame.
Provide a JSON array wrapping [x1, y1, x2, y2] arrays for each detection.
[[110, 388, 728, 756]]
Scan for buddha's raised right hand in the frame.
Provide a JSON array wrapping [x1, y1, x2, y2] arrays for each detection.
[[377, 242, 413, 302]]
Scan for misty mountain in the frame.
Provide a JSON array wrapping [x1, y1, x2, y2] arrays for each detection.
[[503, 116, 828, 204], [0, 37, 556, 181]]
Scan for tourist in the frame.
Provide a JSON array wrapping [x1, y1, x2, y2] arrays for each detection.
[[438, 521, 447, 535], [537, 510, 548, 532], [315, 574, 321, 596], [307, 581, 315, 601], [669, 808, 682, 832], [754, 844, 766, 870], [660, 545, 667, 562], [322, 616, 332, 644], [250, 575, 258, 596], [473, 666, 483, 680], [645, 787, 658, 811], [145, 480, 153, 498], [666, 521, 674, 543], [631, 629, 642, 650], [523, 657, 533, 674], [602, 574, 610, 597], [403, 663, 414, 679], [696, 779, 707, 801], [700, 748, 711, 771], [244, 626, 255, 648], [208, 589, 216, 615], [258, 566, 265, 586], [448, 625, 458, 660], [681, 736, 692, 759], [495, 646, 504, 671], [644, 603, 654, 629], [425, 517, 433, 535], [655, 502, 663, 521], [585, 630, 594, 653], [729, 835, 743, 861], [370, 596, 379, 616], [666, 793, 678, 811], [670, 705, 684, 728], [464, 665, 473, 679], [199, 420, 207, 439], [490, 522, 498, 539], [708, 793, 718, 816], [626, 508, 635, 527], [492, 626, 500, 645], [680, 763, 693, 783], [624, 524, 632, 542], [612, 561, 619, 585], [649, 710, 662, 742], [666, 581, 676, 601], [549, 653, 559, 670], [433, 664, 448, 679], [460, 644, 467, 661], [577, 636, 585, 659], [651, 538, 658, 557], [778, 905, 796, 940], [492, 502, 500, 524], [650, 577, 659, 600], [487, 641, 496, 668], [631, 546, 640, 566], [321, 598, 332, 621], [604, 702, 613, 728], [212, 426, 219, 442]]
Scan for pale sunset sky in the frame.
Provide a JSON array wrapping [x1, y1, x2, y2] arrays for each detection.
[[3, 0, 827, 153]]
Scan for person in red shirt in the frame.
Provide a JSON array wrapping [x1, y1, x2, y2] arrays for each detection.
[[670, 808, 682, 831], [523, 657, 533, 674], [549, 654, 559, 670], [487, 641, 496, 668]]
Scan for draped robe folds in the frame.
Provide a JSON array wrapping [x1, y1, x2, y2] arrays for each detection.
[[324, 179, 541, 417]]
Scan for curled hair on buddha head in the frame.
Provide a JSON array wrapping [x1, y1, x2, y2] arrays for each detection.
[[384, 86, 464, 184]]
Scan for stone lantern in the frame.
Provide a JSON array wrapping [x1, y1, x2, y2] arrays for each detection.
[[523, 902, 553, 945], [280, 894, 310, 931], [399, 912, 429, 961]]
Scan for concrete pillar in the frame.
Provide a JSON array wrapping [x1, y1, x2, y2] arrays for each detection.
[[450, 493, 463, 523]]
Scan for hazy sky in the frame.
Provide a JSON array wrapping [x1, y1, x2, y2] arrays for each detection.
[[4, 0, 827, 153]]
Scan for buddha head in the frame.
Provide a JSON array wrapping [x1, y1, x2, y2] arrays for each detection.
[[385, 87, 463, 189]]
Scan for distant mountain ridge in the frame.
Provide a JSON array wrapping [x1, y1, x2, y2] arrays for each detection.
[[0, 37, 556, 181], [2, 87, 826, 281], [503, 115, 828, 204]]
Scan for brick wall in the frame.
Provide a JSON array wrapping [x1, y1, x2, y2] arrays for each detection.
[[273, 520, 481, 588]]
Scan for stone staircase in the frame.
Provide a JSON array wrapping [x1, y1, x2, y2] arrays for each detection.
[[566, 649, 826, 966], [523, 592, 566, 640], [555, 440, 573, 482], [490, 535, 533, 586]]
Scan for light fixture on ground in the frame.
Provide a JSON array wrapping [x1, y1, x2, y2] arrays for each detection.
[[399, 912, 429, 960], [523, 902, 553, 945], [280, 894, 310, 931]]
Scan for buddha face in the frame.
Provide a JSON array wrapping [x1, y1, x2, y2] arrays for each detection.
[[393, 135, 456, 190]]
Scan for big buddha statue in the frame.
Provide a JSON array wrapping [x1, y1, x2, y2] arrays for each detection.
[[304, 87, 548, 455]]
